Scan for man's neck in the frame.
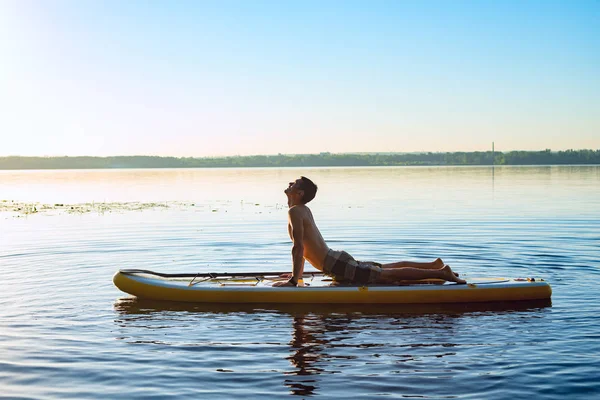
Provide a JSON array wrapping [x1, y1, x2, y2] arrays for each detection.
[[287, 199, 303, 208]]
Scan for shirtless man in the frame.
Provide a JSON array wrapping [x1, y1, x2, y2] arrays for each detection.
[[273, 176, 466, 287]]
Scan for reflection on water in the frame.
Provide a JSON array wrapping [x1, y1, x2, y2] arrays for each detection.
[[1, 166, 599, 219], [114, 298, 552, 397], [286, 314, 324, 395], [113, 298, 553, 317]]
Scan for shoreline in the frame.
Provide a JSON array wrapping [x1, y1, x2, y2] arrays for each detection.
[[1, 150, 599, 170], [1, 163, 599, 172]]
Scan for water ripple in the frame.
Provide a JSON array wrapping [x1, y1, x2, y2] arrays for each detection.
[[1, 167, 599, 398]]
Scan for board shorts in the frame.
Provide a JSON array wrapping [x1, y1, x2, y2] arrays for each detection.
[[322, 249, 383, 284]]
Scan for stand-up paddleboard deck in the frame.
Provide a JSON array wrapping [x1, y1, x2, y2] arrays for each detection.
[[113, 269, 552, 304]]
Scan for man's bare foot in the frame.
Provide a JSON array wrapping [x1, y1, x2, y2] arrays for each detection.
[[435, 258, 459, 276], [445, 264, 460, 277], [440, 265, 466, 284]]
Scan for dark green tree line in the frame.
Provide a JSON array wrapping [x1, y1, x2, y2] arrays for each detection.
[[0, 150, 598, 170]]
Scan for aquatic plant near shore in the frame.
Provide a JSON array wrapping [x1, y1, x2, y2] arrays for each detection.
[[0, 201, 196, 217]]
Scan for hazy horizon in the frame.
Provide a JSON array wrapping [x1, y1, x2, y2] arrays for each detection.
[[0, 148, 600, 158], [1, 148, 599, 159], [2, 1, 598, 157]]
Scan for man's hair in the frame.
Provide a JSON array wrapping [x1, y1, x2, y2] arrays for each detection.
[[299, 176, 318, 204]]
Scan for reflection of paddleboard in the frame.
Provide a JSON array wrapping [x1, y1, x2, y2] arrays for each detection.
[[113, 270, 552, 304]]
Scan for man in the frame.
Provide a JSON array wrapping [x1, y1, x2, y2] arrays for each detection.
[[274, 176, 466, 287]]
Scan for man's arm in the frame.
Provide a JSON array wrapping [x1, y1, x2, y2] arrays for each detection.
[[289, 207, 305, 284], [274, 207, 305, 287]]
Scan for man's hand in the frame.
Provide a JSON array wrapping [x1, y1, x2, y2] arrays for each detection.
[[273, 279, 297, 287]]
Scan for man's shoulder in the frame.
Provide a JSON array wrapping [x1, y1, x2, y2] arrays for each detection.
[[288, 204, 310, 216]]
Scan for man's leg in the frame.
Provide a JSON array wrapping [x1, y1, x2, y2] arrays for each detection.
[[381, 258, 444, 270], [377, 265, 465, 284]]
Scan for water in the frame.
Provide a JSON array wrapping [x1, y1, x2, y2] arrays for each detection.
[[1, 166, 599, 399]]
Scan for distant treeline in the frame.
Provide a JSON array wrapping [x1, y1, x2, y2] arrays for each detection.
[[1, 149, 599, 169]]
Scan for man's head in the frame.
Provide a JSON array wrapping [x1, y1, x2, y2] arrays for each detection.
[[284, 176, 318, 204]]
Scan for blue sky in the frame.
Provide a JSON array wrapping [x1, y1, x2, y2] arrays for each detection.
[[1, 0, 598, 156]]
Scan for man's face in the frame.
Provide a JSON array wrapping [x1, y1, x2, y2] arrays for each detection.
[[284, 178, 303, 196]]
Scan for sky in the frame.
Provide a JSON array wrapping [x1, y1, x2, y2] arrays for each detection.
[[0, 0, 598, 157]]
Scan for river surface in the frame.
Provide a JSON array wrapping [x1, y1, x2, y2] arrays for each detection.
[[1, 166, 599, 399]]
